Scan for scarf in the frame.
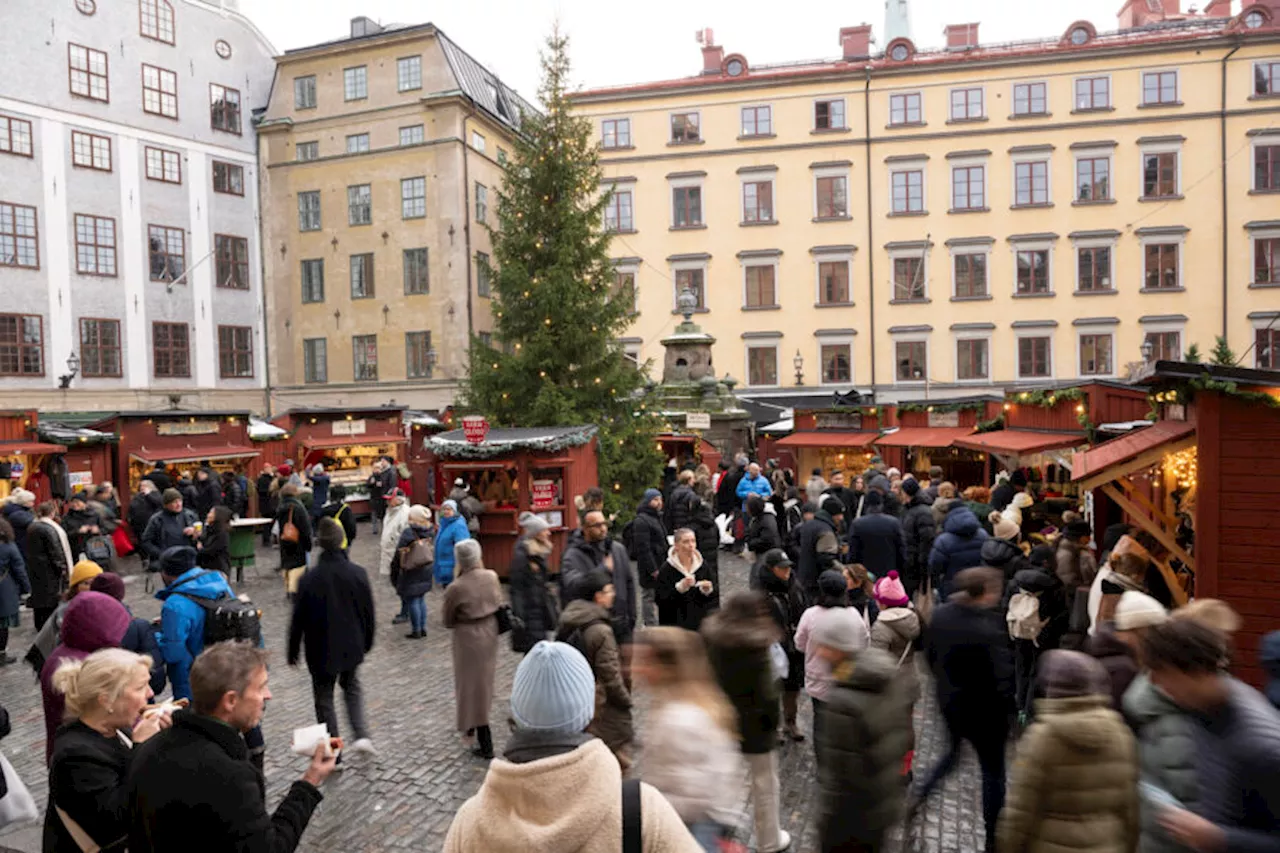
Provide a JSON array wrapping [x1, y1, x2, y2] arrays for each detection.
[[34, 516, 73, 572]]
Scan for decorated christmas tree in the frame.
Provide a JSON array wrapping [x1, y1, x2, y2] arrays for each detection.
[[461, 28, 662, 519]]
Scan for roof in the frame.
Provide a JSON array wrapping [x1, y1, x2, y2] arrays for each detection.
[[427, 425, 599, 459], [247, 419, 287, 441], [37, 423, 116, 445], [954, 430, 1086, 455], [874, 426, 975, 448], [284, 405, 407, 417], [437, 32, 540, 133], [1138, 360, 1280, 389], [129, 445, 260, 465], [775, 431, 879, 449], [1072, 419, 1197, 490], [0, 441, 68, 456]]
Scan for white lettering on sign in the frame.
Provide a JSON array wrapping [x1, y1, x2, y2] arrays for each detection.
[[927, 410, 960, 428], [332, 419, 368, 436]]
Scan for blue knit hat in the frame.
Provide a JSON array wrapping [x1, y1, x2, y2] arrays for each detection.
[[642, 488, 662, 504], [510, 641, 596, 735]]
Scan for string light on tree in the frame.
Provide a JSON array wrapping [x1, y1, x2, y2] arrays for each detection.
[[1164, 446, 1198, 490]]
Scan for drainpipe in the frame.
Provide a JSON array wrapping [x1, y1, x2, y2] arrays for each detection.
[[863, 66, 877, 399], [461, 108, 476, 346], [1220, 41, 1240, 342]]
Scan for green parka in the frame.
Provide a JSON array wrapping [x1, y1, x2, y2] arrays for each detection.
[[1121, 673, 1198, 853]]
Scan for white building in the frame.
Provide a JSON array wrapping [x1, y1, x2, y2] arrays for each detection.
[[0, 0, 275, 410]]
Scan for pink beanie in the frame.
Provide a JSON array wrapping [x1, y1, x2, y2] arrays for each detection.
[[873, 570, 910, 608]]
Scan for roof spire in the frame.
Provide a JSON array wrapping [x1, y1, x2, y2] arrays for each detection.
[[885, 0, 913, 44]]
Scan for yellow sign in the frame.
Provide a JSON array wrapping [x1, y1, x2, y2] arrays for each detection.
[[156, 421, 219, 436]]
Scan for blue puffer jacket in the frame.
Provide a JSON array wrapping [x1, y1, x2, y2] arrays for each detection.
[[928, 505, 989, 594], [0, 541, 30, 619], [433, 513, 471, 587], [154, 568, 235, 701]]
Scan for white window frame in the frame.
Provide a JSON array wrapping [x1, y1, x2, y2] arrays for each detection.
[[396, 55, 422, 92], [887, 242, 931, 302], [1250, 221, 1280, 286], [471, 131, 486, 153], [889, 328, 931, 385], [399, 125, 424, 147], [888, 158, 928, 214], [1011, 80, 1049, 116], [670, 257, 708, 312], [1014, 328, 1056, 380], [1137, 229, 1187, 292], [1140, 138, 1183, 198], [1141, 68, 1180, 106], [295, 141, 319, 161], [1008, 236, 1056, 297], [345, 133, 369, 154], [888, 90, 924, 126], [812, 164, 851, 219], [948, 86, 985, 121], [1250, 130, 1280, 192], [1075, 325, 1117, 379], [1071, 233, 1117, 294], [612, 260, 640, 314], [953, 333, 992, 384], [343, 66, 367, 101], [668, 173, 705, 228], [1010, 147, 1053, 207], [743, 340, 781, 388], [815, 331, 856, 386], [1073, 74, 1112, 111], [813, 97, 847, 130], [739, 171, 777, 224], [948, 243, 992, 299], [740, 255, 780, 310], [813, 250, 855, 306]]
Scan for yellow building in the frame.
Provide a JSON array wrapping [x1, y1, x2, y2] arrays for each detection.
[[258, 17, 532, 411], [571, 1, 1280, 409]]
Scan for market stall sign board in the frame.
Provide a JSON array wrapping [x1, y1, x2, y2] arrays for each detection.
[[332, 419, 367, 436], [816, 412, 862, 430], [462, 416, 489, 445], [531, 479, 556, 510], [157, 421, 219, 436], [685, 412, 711, 430], [928, 411, 961, 428]]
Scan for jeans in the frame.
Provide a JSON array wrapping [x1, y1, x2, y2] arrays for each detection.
[[406, 595, 427, 634], [913, 708, 1008, 853], [311, 668, 369, 742], [640, 587, 658, 628]]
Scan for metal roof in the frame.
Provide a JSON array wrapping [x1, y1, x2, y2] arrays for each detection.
[[437, 32, 540, 133]]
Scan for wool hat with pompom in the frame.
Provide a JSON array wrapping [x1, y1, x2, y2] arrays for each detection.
[[510, 641, 597, 735], [873, 570, 910, 608]]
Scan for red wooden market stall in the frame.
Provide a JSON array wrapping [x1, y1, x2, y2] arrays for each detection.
[[272, 406, 408, 512], [0, 410, 68, 504]]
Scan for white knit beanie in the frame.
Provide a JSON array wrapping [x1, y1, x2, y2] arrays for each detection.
[[510, 641, 596, 735], [1114, 590, 1168, 631]]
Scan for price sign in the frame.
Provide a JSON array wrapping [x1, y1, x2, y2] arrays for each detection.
[[462, 415, 489, 445], [685, 412, 711, 430], [531, 479, 556, 510]]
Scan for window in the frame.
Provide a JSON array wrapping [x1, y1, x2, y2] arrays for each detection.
[[893, 257, 925, 301], [1076, 157, 1110, 201], [604, 189, 633, 232], [300, 258, 324, 303], [957, 339, 988, 380], [1255, 145, 1280, 191], [1142, 71, 1178, 105], [139, 0, 175, 44], [951, 165, 985, 210], [676, 268, 705, 309], [1257, 237, 1280, 284], [612, 269, 637, 313], [1075, 76, 1110, 110], [403, 247, 429, 294], [1018, 336, 1051, 378], [814, 99, 845, 129], [214, 235, 248, 289], [741, 105, 772, 136], [891, 170, 924, 214], [348, 184, 371, 226], [744, 265, 776, 308], [471, 131, 486, 152], [1256, 329, 1280, 370], [217, 326, 253, 378], [476, 252, 491, 297], [212, 161, 244, 195], [397, 56, 422, 92], [344, 66, 367, 101], [821, 344, 852, 384], [294, 75, 316, 109], [1257, 62, 1280, 96], [889, 92, 922, 125], [1145, 331, 1181, 362], [74, 214, 115, 276], [145, 147, 180, 183], [303, 338, 327, 383], [497, 148, 507, 165], [350, 253, 374, 298], [0, 115, 33, 157], [296, 141, 319, 161], [352, 335, 378, 381], [297, 191, 320, 231], [1013, 82, 1047, 115], [1077, 246, 1112, 292], [147, 225, 184, 281], [399, 125, 424, 146], [70, 131, 111, 171], [1016, 249, 1050, 294], [1144, 244, 1179, 290], [950, 88, 983, 120], [406, 331, 432, 378], [1143, 152, 1178, 198], [816, 176, 848, 218], [346, 133, 370, 154], [475, 183, 487, 223], [152, 322, 189, 378], [672, 186, 702, 227], [896, 341, 926, 381], [400, 177, 425, 219], [141, 65, 177, 118], [954, 253, 987, 298], [1079, 334, 1113, 376], [0, 202, 39, 268], [747, 346, 777, 386], [742, 181, 774, 223], [68, 44, 108, 101], [670, 113, 700, 143], [0, 314, 42, 376], [602, 118, 631, 149], [79, 318, 120, 377], [1014, 161, 1049, 206], [209, 84, 241, 133]]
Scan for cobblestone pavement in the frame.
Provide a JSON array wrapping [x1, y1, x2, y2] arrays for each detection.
[[0, 527, 983, 852]]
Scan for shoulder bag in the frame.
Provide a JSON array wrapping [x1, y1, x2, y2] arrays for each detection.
[[0, 752, 37, 829], [279, 507, 300, 544], [399, 534, 434, 572]]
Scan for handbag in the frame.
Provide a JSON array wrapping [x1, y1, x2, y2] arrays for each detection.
[[768, 642, 789, 681], [495, 604, 521, 635], [399, 536, 433, 572], [111, 525, 134, 557], [914, 576, 936, 626], [0, 752, 37, 829], [279, 507, 300, 544]]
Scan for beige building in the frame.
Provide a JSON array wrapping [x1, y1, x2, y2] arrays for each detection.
[[258, 17, 533, 412]]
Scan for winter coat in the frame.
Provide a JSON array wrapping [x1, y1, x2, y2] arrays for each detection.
[[1055, 538, 1099, 594], [378, 501, 410, 576], [795, 512, 841, 602], [192, 472, 222, 519], [1122, 673, 1199, 853], [805, 475, 828, 503], [128, 710, 322, 853], [560, 532, 636, 641], [556, 599, 633, 755], [1086, 626, 1140, 711], [308, 473, 330, 513], [177, 480, 198, 513], [925, 599, 1015, 723], [275, 498, 312, 571], [62, 506, 105, 560], [433, 512, 471, 586], [391, 524, 435, 597], [559, 531, 604, 599], [968, 501, 996, 534], [140, 506, 199, 561], [664, 484, 697, 534], [643, 701, 740, 825], [2, 502, 33, 555], [901, 494, 937, 593], [997, 694, 1139, 853], [128, 492, 163, 542], [795, 604, 869, 702], [631, 503, 667, 590], [119, 609, 167, 695], [25, 518, 69, 609], [654, 547, 715, 632], [744, 509, 781, 557], [848, 509, 906, 579], [1004, 568, 1069, 651], [141, 469, 172, 493], [870, 605, 922, 700], [1263, 631, 1280, 710], [508, 536, 559, 653], [220, 478, 243, 517], [0, 540, 29, 619], [155, 568, 236, 702], [256, 473, 275, 517], [715, 466, 744, 516], [928, 506, 990, 592], [687, 500, 722, 610], [759, 564, 806, 657], [735, 472, 772, 508], [701, 608, 780, 755], [443, 561, 502, 731], [197, 523, 230, 576], [442, 737, 702, 853], [319, 501, 357, 547], [931, 496, 958, 529], [43, 719, 134, 852], [991, 482, 1018, 513], [983, 537, 1036, 586], [287, 548, 375, 677], [818, 648, 914, 852], [39, 592, 130, 762]]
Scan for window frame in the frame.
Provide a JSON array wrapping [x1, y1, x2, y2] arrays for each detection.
[[217, 325, 254, 379], [892, 255, 927, 301], [1253, 142, 1280, 191], [211, 160, 244, 196], [0, 313, 44, 377], [1078, 332, 1114, 377], [475, 182, 488, 223], [745, 343, 779, 387], [70, 130, 112, 172], [352, 334, 378, 381], [1255, 327, 1280, 370], [604, 187, 634, 232], [1017, 334, 1053, 379], [214, 234, 249, 290], [349, 252, 374, 299], [303, 337, 327, 384], [401, 177, 426, 220], [345, 133, 370, 154], [297, 190, 321, 232], [1144, 330, 1182, 363], [151, 321, 190, 379], [951, 164, 986, 211], [399, 125, 424, 147], [601, 117, 631, 149], [147, 223, 185, 283], [949, 87, 984, 121], [68, 43, 109, 103], [955, 336, 990, 382], [138, 0, 175, 45], [471, 131, 486, 152], [73, 213, 116, 277], [952, 250, 989, 299], [476, 251, 492, 297], [141, 64, 178, 119], [396, 55, 422, 92], [894, 339, 928, 383], [889, 91, 923, 126], [144, 146, 181, 183], [1012, 81, 1048, 116], [1015, 248, 1052, 295], [1256, 61, 1280, 97], [1075, 244, 1114, 293], [673, 265, 707, 311], [209, 83, 242, 135], [295, 141, 319, 161], [890, 168, 925, 214], [0, 201, 40, 269], [819, 340, 853, 385], [0, 114, 34, 158], [740, 104, 773, 137], [1013, 160, 1050, 206], [814, 173, 849, 219], [1142, 150, 1179, 199], [347, 184, 372, 226], [78, 317, 121, 378], [1255, 235, 1280, 286], [1143, 242, 1181, 291], [670, 112, 701, 143], [405, 330, 432, 379], [294, 75, 316, 110], [403, 247, 429, 295], [742, 262, 778, 309], [814, 98, 846, 130], [612, 263, 639, 315], [741, 179, 775, 223], [1074, 75, 1111, 111], [1075, 155, 1111, 202], [671, 184, 702, 228], [300, 258, 324, 303], [1141, 69, 1179, 106], [343, 66, 368, 102]]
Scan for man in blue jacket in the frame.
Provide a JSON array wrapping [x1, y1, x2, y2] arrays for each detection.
[[735, 461, 773, 510], [154, 545, 235, 702]]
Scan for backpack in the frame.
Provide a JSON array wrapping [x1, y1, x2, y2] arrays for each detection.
[[621, 518, 637, 560], [175, 578, 263, 646], [83, 534, 113, 565], [1007, 591, 1048, 644]]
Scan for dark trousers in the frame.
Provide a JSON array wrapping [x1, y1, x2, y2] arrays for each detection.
[[812, 697, 826, 759], [914, 708, 1008, 853], [32, 606, 56, 632], [1013, 640, 1040, 718], [311, 667, 369, 742], [0, 625, 7, 653]]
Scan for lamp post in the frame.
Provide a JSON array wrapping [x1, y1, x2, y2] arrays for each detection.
[[793, 349, 804, 386], [58, 352, 80, 389]]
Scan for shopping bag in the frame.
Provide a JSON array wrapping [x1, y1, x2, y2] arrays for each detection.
[[0, 752, 38, 828], [111, 525, 135, 557]]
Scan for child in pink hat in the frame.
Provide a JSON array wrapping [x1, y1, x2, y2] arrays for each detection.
[[872, 570, 910, 609], [869, 570, 922, 780]]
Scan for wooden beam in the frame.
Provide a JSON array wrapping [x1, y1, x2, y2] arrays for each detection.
[[1116, 476, 1180, 535], [1076, 435, 1197, 492], [1100, 482, 1196, 572]]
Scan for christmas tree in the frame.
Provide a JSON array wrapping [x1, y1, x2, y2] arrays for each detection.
[[1210, 335, 1236, 366], [461, 28, 663, 520]]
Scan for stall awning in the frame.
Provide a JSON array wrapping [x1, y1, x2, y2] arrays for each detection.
[[302, 436, 408, 451], [954, 430, 1085, 455], [874, 427, 975, 448], [1071, 420, 1196, 491], [130, 445, 259, 465], [775, 431, 879, 449], [0, 441, 68, 455]]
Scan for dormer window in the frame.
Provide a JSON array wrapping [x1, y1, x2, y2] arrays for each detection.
[[1245, 10, 1265, 28], [1070, 27, 1090, 44], [890, 43, 910, 61], [725, 58, 745, 76]]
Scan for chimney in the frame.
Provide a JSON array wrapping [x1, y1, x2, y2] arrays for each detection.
[[1119, 0, 1181, 27], [1203, 0, 1231, 15], [840, 25, 873, 60], [944, 22, 979, 50], [697, 28, 723, 74], [350, 16, 384, 38]]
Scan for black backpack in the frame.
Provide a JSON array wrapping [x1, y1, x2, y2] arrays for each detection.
[[620, 518, 637, 560], [175, 579, 263, 646]]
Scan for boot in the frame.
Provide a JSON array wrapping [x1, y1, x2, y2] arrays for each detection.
[[782, 691, 805, 742], [746, 752, 791, 852], [472, 725, 494, 760]]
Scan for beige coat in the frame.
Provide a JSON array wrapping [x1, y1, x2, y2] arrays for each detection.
[[442, 564, 502, 731], [378, 502, 409, 576], [443, 739, 702, 853]]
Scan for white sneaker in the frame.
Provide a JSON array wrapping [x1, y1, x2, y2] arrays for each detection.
[[760, 830, 792, 853], [348, 738, 377, 756]]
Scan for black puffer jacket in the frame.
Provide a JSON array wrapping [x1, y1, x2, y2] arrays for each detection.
[[982, 537, 1035, 586], [665, 484, 697, 534], [745, 510, 781, 556], [508, 536, 558, 653], [687, 500, 721, 609], [900, 494, 936, 595], [758, 566, 806, 656], [630, 503, 667, 590], [128, 491, 163, 542], [25, 519, 69, 609]]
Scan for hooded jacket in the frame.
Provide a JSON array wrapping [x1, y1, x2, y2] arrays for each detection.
[[288, 547, 375, 677], [664, 483, 697, 534], [982, 537, 1033, 583], [433, 512, 471, 586], [901, 493, 937, 593], [140, 505, 199, 561], [378, 501, 410, 576], [654, 546, 714, 631], [1005, 568, 1069, 651], [508, 536, 559, 653], [870, 606, 922, 700], [2, 502, 33, 554], [795, 511, 841, 601], [997, 694, 1139, 853], [744, 506, 781, 556], [701, 607, 780, 755], [735, 472, 773, 508], [1055, 537, 1099, 593], [1262, 631, 1280, 711], [928, 506, 990, 592], [630, 502, 668, 590], [155, 568, 236, 701], [1086, 626, 1140, 711], [556, 599, 632, 755], [759, 563, 806, 657], [848, 508, 906, 579], [925, 598, 1015, 720], [128, 491, 163, 542], [1122, 673, 1199, 853]]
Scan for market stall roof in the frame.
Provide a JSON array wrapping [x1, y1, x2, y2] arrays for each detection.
[[954, 430, 1085, 454], [284, 405, 407, 416], [775, 431, 879, 449], [1071, 420, 1197, 491], [129, 444, 260, 465], [37, 423, 115, 445], [1096, 420, 1156, 433], [874, 426, 975, 448], [428, 425, 598, 459], [303, 436, 409, 450], [760, 417, 794, 433], [247, 418, 287, 440], [404, 410, 443, 427], [0, 441, 68, 455]]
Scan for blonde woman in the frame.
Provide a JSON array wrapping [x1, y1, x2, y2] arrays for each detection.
[[44, 648, 170, 851], [635, 627, 740, 852]]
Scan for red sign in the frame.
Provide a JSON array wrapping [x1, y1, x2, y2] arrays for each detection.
[[531, 479, 556, 510], [462, 415, 489, 444]]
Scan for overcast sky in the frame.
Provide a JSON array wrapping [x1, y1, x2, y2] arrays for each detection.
[[235, 0, 1220, 102]]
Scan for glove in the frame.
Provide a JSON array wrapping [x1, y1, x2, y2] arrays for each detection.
[[676, 576, 695, 593]]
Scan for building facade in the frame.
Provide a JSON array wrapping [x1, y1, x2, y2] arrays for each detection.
[[258, 18, 532, 413], [0, 0, 275, 410], [571, 0, 1280, 407]]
